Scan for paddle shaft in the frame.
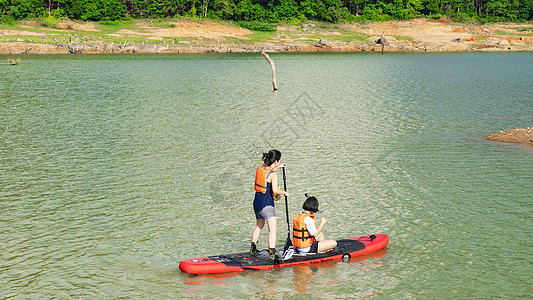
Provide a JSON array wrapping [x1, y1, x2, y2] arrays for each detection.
[[282, 167, 290, 238]]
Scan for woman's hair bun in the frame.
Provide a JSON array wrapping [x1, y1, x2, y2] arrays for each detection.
[[262, 152, 269, 160], [262, 150, 281, 166]]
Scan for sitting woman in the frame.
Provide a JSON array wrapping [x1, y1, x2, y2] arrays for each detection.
[[293, 195, 337, 254]]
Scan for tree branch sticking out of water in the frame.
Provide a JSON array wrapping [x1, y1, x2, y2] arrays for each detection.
[[261, 51, 278, 91], [378, 31, 388, 55], [7, 58, 20, 65]]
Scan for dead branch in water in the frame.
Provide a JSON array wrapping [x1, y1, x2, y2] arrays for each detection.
[[378, 31, 389, 55], [261, 51, 278, 91], [7, 58, 20, 65]]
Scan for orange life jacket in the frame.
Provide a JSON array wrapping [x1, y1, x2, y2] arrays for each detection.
[[254, 165, 274, 194], [293, 211, 316, 249]]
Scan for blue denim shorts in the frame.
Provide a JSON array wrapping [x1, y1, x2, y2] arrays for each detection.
[[254, 205, 277, 221]]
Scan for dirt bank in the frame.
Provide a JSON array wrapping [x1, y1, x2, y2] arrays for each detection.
[[486, 128, 533, 145], [1, 18, 532, 54]]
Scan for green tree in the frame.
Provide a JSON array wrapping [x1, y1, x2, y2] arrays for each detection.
[[8, 0, 45, 19], [79, 0, 125, 20], [1, 0, 532, 23]]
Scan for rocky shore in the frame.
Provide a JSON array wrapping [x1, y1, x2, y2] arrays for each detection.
[[486, 128, 533, 146], [1, 18, 532, 54]]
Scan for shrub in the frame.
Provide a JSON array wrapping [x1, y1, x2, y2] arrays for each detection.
[[428, 13, 444, 19], [0, 15, 17, 25], [41, 16, 60, 28]]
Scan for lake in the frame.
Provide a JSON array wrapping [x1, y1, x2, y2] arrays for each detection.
[[1, 52, 532, 298]]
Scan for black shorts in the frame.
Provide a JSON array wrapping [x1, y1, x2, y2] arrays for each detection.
[[309, 241, 319, 253]]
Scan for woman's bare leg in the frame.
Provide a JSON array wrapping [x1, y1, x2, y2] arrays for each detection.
[[252, 219, 265, 243], [318, 239, 337, 252], [266, 217, 277, 249]]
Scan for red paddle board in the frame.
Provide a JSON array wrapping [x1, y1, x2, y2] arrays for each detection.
[[179, 234, 388, 275]]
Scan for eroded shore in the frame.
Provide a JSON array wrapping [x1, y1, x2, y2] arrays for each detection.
[[1, 18, 532, 54]]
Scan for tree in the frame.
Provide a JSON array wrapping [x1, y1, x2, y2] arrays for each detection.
[[1, 0, 532, 22]]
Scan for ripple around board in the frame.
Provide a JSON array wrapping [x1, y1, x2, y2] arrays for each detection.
[[0, 53, 532, 298]]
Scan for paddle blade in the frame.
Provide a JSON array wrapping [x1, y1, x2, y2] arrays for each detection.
[[284, 236, 292, 252], [282, 246, 295, 261], [282, 237, 294, 261]]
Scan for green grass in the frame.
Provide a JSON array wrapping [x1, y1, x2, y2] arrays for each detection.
[[511, 27, 533, 32], [494, 30, 533, 36], [305, 31, 372, 42], [0, 23, 45, 33], [394, 35, 413, 41], [97, 20, 137, 32], [0, 31, 178, 46], [239, 31, 277, 43], [237, 21, 276, 32], [233, 31, 375, 45], [153, 21, 176, 28]]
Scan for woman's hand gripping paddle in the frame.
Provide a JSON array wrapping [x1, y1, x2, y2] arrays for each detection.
[[282, 167, 294, 260]]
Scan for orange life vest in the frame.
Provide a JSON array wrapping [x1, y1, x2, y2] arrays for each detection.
[[293, 211, 316, 249], [254, 165, 274, 194]]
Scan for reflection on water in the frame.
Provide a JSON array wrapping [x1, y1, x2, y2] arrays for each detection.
[[179, 251, 389, 298], [0, 53, 532, 298]]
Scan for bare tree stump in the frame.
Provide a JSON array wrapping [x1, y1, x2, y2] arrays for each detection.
[[379, 31, 388, 55], [261, 51, 278, 91]]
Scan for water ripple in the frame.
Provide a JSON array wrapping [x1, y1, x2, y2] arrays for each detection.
[[1, 53, 532, 298]]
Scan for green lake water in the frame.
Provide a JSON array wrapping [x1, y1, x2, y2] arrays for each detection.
[[0, 52, 532, 298]]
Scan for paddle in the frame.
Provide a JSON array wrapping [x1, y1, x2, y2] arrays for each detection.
[[282, 167, 293, 257]]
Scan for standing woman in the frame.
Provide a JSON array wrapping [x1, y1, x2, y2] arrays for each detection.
[[250, 150, 289, 260]]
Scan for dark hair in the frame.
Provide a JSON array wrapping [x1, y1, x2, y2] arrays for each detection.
[[302, 196, 319, 213], [262, 150, 281, 166]]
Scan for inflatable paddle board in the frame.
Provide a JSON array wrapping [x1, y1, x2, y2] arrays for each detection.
[[179, 234, 388, 275]]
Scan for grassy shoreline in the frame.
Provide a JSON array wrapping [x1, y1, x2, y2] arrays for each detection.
[[1, 18, 532, 55]]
